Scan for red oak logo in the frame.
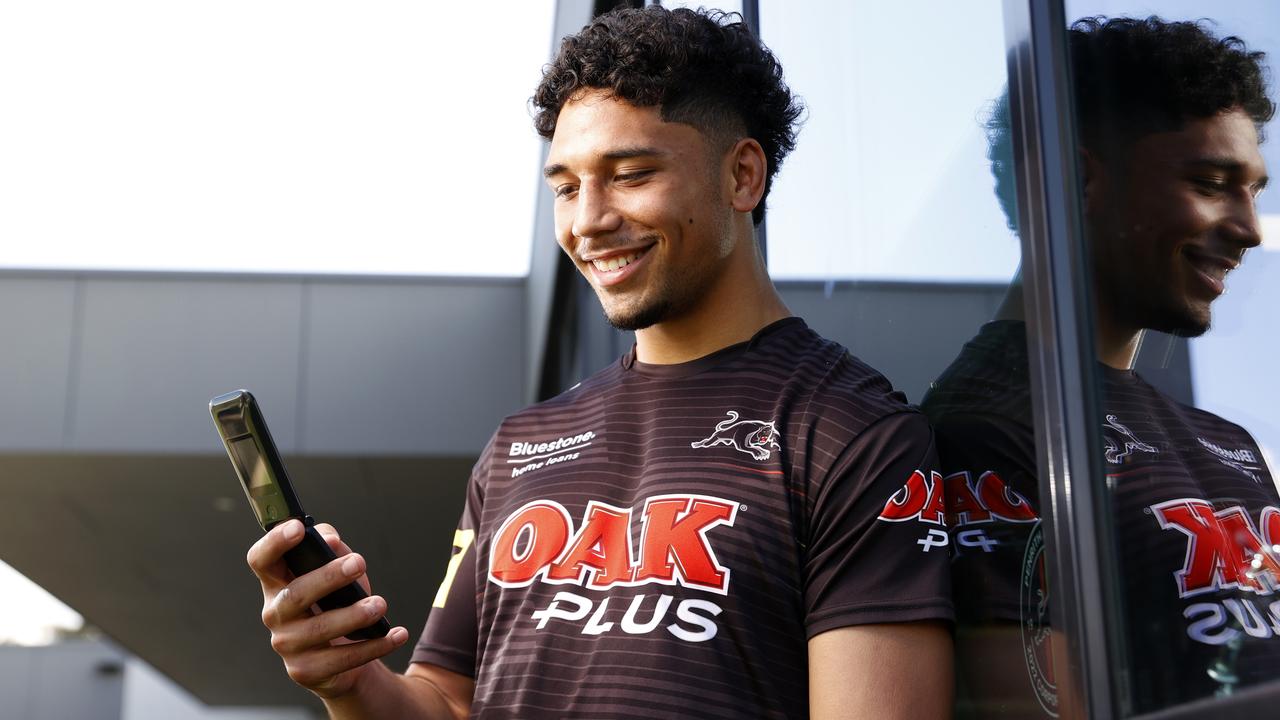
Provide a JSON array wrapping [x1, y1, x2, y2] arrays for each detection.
[[943, 470, 1038, 526], [1151, 499, 1280, 598], [878, 470, 947, 524], [488, 494, 740, 595]]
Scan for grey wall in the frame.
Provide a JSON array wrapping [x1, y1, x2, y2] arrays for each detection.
[[781, 280, 1009, 404], [525, 0, 596, 405], [0, 272, 525, 456], [555, 279, 1011, 405], [4, 270, 1189, 710], [0, 641, 125, 720]]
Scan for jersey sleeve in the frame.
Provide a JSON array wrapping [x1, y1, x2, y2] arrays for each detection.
[[803, 411, 954, 638], [410, 436, 493, 677], [930, 411, 1041, 622]]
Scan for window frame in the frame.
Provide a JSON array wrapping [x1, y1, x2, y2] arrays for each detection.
[[1003, 0, 1280, 717]]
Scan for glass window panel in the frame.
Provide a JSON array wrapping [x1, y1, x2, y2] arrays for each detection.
[[1060, 1, 1280, 712], [662, 0, 745, 18], [0, 1, 555, 277], [759, 3, 1056, 717], [761, 1, 1018, 281]]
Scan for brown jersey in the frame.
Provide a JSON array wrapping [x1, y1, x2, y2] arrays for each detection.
[[924, 320, 1280, 714], [414, 318, 953, 719]]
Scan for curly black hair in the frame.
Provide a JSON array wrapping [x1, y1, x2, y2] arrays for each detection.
[[986, 16, 1274, 233], [1071, 16, 1275, 156], [532, 6, 803, 226]]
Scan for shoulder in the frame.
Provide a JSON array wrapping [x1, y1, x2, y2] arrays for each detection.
[[921, 325, 1032, 424], [1129, 373, 1259, 446], [470, 362, 621, 485], [770, 325, 933, 474], [495, 360, 621, 431], [781, 324, 916, 432]]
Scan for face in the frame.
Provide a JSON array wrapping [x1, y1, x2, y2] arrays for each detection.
[[543, 90, 737, 331], [1087, 108, 1268, 337]]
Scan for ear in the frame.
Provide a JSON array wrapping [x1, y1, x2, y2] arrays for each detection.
[[726, 138, 767, 215], [1079, 146, 1106, 218]]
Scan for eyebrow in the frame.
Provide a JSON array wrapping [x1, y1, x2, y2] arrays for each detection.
[[543, 145, 668, 178], [1186, 157, 1246, 172]]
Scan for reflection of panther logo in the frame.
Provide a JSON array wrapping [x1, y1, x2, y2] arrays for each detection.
[[690, 411, 781, 461], [1102, 414, 1158, 464]]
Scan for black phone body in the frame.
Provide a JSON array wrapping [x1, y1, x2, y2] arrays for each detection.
[[210, 389, 391, 641]]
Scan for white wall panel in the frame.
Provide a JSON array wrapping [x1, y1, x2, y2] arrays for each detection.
[[302, 281, 525, 455], [0, 278, 77, 450], [70, 278, 304, 453]]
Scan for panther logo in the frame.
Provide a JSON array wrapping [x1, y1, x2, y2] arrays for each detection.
[[1102, 414, 1158, 464], [690, 411, 781, 461]]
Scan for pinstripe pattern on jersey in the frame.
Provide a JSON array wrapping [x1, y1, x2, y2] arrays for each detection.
[[415, 318, 952, 718], [924, 319, 1280, 712]]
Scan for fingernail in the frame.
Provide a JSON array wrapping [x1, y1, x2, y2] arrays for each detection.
[[390, 627, 408, 644], [282, 521, 302, 541], [342, 555, 361, 576]]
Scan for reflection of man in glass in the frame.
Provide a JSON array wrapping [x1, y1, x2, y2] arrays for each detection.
[[923, 16, 1275, 716]]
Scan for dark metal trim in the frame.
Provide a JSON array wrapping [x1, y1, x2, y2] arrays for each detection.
[[1132, 681, 1280, 719], [775, 278, 1006, 294], [531, 0, 643, 403], [741, 0, 760, 32], [1001, 0, 1127, 717], [526, 0, 596, 405], [0, 267, 525, 286], [594, 0, 644, 15], [741, 0, 767, 263]]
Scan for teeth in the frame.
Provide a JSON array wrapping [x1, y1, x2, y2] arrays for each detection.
[[592, 251, 641, 272]]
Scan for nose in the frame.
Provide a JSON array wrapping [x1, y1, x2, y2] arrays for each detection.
[[1224, 192, 1263, 251], [571, 182, 623, 242]]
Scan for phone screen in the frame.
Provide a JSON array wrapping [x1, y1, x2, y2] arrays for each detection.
[[230, 436, 272, 490]]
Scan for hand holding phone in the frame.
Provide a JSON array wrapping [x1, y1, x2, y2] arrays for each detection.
[[246, 516, 410, 700], [211, 390, 392, 641]]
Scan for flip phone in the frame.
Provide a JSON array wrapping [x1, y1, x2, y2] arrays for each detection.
[[209, 389, 391, 641]]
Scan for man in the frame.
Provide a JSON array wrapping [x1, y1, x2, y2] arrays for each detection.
[[247, 7, 952, 719], [923, 16, 1275, 716]]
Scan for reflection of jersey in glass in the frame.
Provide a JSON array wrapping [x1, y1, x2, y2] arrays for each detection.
[[924, 319, 1280, 713]]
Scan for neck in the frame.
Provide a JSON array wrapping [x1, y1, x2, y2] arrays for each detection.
[[634, 229, 790, 365], [994, 278, 1024, 321], [1094, 308, 1141, 370], [993, 273, 1139, 369]]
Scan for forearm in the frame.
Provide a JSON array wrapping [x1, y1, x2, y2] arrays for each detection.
[[323, 661, 464, 720], [809, 621, 953, 719]]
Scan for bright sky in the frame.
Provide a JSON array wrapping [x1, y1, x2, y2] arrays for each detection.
[[762, 0, 1019, 281], [2, 0, 1278, 644], [0, 1, 555, 277], [0, 560, 82, 645]]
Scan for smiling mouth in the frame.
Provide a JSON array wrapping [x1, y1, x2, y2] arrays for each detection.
[[585, 244, 653, 273], [1183, 248, 1237, 296], [590, 249, 644, 272]]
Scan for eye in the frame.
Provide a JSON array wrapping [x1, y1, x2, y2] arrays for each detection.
[[615, 169, 655, 184], [553, 184, 578, 200], [1191, 176, 1228, 195]]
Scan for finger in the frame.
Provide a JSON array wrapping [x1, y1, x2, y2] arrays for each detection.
[[323, 539, 371, 594], [321, 531, 355, 558], [271, 595, 391, 654], [270, 552, 367, 622], [310, 524, 370, 592], [284, 627, 410, 689], [246, 519, 307, 591], [312, 523, 358, 560], [314, 522, 341, 544]]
